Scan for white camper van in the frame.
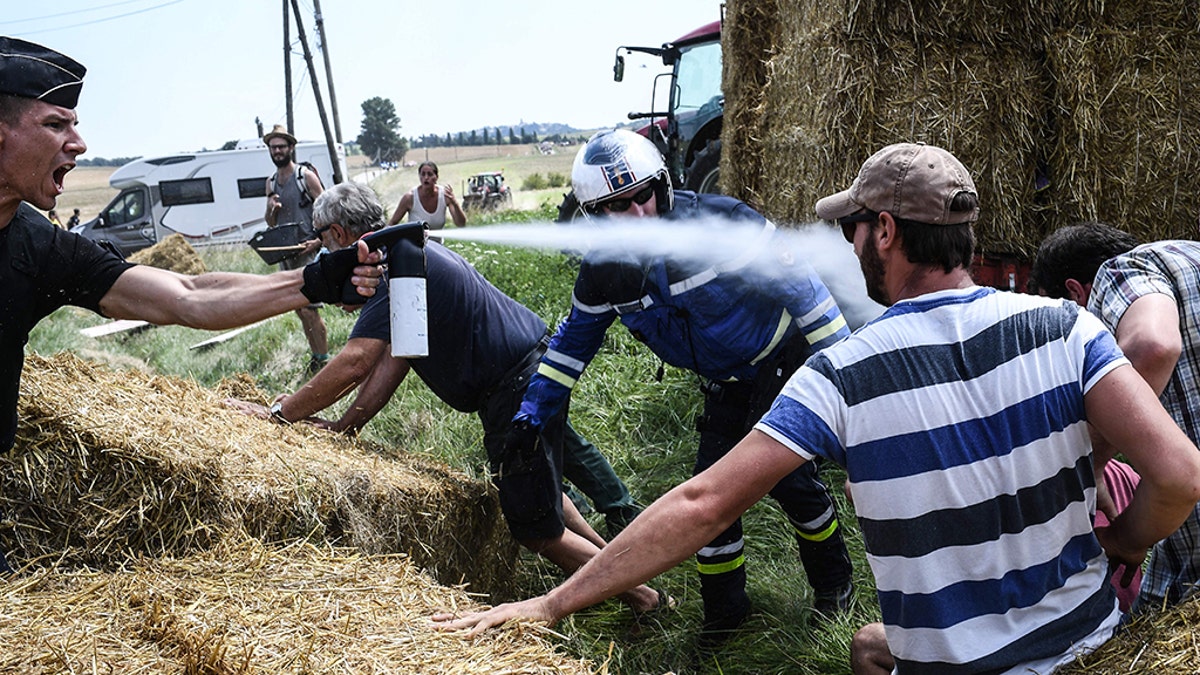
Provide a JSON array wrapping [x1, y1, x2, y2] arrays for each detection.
[[72, 139, 346, 257]]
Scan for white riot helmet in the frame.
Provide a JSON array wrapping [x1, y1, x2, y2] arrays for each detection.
[[572, 129, 673, 216]]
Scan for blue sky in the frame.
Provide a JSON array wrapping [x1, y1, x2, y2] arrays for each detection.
[[4, 0, 720, 159]]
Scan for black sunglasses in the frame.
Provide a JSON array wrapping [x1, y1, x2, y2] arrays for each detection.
[[313, 223, 332, 237], [590, 185, 655, 214], [837, 211, 879, 243]]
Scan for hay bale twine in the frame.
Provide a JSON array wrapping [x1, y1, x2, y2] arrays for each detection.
[[127, 233, 207, 275], [6, 352, 519, 598], [0, 536, 592, 674]]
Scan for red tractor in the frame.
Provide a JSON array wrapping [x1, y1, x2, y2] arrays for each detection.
[[556, 20, 723, 222], [615, 20, 723, 194]]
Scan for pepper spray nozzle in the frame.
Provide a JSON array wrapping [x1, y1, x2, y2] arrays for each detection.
[[360, 220, 428, 254]]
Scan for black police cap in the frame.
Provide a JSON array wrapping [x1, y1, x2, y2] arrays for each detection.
[[0, 36, 85, 109]]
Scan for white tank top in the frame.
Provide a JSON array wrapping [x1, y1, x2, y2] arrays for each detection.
[[410, 186, 448, 229]]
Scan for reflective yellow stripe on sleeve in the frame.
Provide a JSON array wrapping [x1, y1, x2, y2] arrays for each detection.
[[536, 362, 578, 389]]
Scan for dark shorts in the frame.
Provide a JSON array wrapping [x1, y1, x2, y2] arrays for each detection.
[[478, 351, 566, 541]]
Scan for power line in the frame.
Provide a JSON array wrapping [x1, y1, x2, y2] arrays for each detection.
[[0, 0, 155, 26], [11, 0, 188, 37]]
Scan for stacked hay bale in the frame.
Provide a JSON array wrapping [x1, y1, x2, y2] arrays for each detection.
[[0, 537, 592, 673], [723, 0, 1200, 257], [5, 352, 519, 598]]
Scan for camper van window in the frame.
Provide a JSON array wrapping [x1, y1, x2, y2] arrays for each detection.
[[105, 190, 145, 226], [160, 178, 215, 207], [238, 177, 269, 199]]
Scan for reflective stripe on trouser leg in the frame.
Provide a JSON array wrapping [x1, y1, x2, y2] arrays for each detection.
[[769, 460, 853, 593], [696, 518, 750, 626]]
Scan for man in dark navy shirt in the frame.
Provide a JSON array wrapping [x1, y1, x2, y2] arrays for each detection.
[[225, 182, 660, 613]]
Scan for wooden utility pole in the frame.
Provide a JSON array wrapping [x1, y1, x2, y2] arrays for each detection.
[[311, 0, 343, 145], [283, 0, 293, 133], [288, 0, 343, 184]]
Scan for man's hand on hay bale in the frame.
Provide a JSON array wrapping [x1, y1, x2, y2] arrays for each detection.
[[223, 395, 335, 429], [432, 598, 558, 638], [223, 398, 275, 421]]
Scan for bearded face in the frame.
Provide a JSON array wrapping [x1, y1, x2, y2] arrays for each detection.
[[268, 141, 293, 168], [860, 228, 890, 306]]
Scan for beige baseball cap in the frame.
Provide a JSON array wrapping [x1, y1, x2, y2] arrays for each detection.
[[815, 142, 979, 225]]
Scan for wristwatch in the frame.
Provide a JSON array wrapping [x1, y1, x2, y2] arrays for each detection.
[[269, 400, 289, 424]]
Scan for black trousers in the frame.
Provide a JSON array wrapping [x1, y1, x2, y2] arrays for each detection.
[[692, 335, 852, 620]]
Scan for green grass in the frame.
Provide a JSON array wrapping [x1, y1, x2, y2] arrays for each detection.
[[26, 206, 880, 675]]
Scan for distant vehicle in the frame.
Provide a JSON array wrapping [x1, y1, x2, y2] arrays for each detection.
[[462, 171, 512, 211], [71, 140, 346, 257]]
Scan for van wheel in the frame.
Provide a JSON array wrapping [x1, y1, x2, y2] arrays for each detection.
[[684, 139, 722, 194]]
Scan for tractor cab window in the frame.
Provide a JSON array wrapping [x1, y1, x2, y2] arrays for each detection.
[[672, 39, 722, 117]]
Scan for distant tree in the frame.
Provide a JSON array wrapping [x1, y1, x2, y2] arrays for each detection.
[[521, 126, 537, 144], [77, 156, 140, 167], [469, 130, 478, 146], [509, 127, 519, 145], [456, 132, 466, 145], [483, 127, 490, 145], [357, 96, 408, 163], [446, 132, 453, 146]]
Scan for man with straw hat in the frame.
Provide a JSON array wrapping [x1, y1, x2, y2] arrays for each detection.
[[263, 123, 330, 374], [0, 36, 383, 571]]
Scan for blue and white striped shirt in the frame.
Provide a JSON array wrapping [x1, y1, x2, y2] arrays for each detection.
[[757, 286, 1125, 674]]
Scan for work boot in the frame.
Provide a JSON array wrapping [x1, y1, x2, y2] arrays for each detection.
[[697, 591, 751, 654], [812, 580, 854, 619]]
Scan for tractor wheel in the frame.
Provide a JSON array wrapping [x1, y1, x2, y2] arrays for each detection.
[[684, 139, 722, 194], [556, 191, 583, 223]]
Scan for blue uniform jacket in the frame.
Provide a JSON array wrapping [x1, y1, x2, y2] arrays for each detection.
[[516, 191, 850, 428]]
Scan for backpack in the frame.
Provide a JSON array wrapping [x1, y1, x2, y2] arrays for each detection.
[[269, 161, 321, 209]]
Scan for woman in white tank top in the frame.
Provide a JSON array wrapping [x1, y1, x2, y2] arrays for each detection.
[[388, 161, 467, 230]]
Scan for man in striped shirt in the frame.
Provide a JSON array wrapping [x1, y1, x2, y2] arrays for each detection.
[[1033, 222, 1200, 614], [436, 143, 1200, 674]]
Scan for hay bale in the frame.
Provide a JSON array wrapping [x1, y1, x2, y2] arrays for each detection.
[[768, 0, 1059, 48], [1046, 27, 1200, 243], [721, 0, 781, 209], [723, 0, 1200, 258], [127, 233, 207, 275], [725, 20, 1050, 255], [1059, 0, 1200, 31], [1058, 595, 1200, 673], [5, 352, 519, 598], [0, 536, 593, 674]]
